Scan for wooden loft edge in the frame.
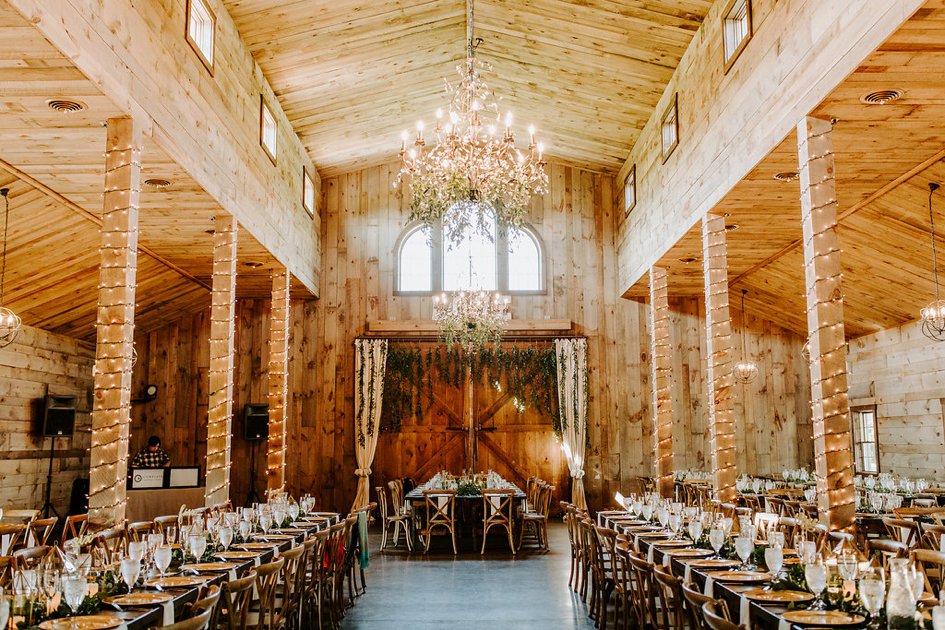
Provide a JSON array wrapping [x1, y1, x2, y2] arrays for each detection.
[[365, 319, 574, 336]]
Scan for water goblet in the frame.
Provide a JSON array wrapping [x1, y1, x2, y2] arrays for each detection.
[[218, 526, 233, 552], [804, 559, 828, 610], [641, 504, 654, 522], [289, 503, 300, 521], [657, 508, 669, 529], [154, 544, 172, 580], [799, 540, 818, 565], [668, 513, 683, 539], [259, 512, 273, 535], [709, 525, 725, 559], [239, 520, 252, 542], [859, 570, 885, 629], [128, 541, 146, 564], [188, 534, 207, 564], [837, 552, 858, 582], [688, 520, 704, 545], [734, 535, 754, 571], [61, 574, 87, 625], [768, 531, 785, 549], [764, 545, 783, 579], [120, 557, 141, 593]]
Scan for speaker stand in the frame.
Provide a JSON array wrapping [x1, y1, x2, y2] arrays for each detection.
[[245, 440, 261, 507], [40, 436, 61, 519]]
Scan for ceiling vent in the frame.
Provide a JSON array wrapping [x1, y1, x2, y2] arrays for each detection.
[[46, 99, 86, 113], [860, 89, 903, 105], [773, 171, 799, 182], [144, 178, 172, 189]]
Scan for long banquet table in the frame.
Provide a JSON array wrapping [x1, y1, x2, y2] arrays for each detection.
[[28, 512, 342, 630]]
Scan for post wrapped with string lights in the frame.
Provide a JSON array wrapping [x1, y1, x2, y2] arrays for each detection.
[[88, 117, 141, 526], [649, 266, 675, 499], [797, 116, 855, 531], [702, 214, 737, 504], [267, 270, 290, 494], [205, 215, 238, 507]]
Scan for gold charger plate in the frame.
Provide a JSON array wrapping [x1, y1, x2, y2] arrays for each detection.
[[238, 542, 279, 550], [105, 591, 175, 606], [625, 525, 660, 532], [742, 588, 814, 604], [181, 562, 239, 572], [216, 551, 259, 560], [637, 532, 673, 539], [252, 534, 294, 540], [687, 558, 740, 569], [652, 540, 693, 548], [712, 570, 771, 583], [145, 575, 210, 588], [666, 549, 714, 558], [291, 521, 318, 527], [781, 610, 865, 626], [39, 615, 123, 630], [273, 528, 306, 534]]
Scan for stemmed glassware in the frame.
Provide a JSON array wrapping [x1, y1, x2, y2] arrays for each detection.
[[734, 534, 754, 571], [259, 512, 273, 536], [709, 524, 725, 559], [859, 568, 886, 629], [154, 545, 172, 580], [687, 520, 703, 545], [239, 520, 252, 542], [188, 533, 207, 564], [120, 556, 141, 593], [804, 557, 828, 610], [218, 526, 233, 553], [668, 513, 683, 540], [763, 544, 783, 580], [62, 574, 88, 627]]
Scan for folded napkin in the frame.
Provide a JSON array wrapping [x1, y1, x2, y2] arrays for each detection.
[[778, 618, 791, 630], [662, 553, 672, 568], [703, 575, 714, 597], [272, 545, 280, 559], [684, 564, 692, 582], [228, 569, 237, 581], [253, 555, 260, 568], [739, 594, 751, 626], [162, 600, 175, 626], [647, 545, 655, 564]]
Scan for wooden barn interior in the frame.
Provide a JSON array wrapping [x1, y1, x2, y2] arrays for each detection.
[[1, 0, 945, 628]]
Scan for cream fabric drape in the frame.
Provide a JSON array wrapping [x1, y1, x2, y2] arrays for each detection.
[[555, 338, 588, 510], [352, 338, 388, 510]]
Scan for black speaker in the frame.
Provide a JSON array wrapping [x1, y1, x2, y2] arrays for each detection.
[[244, 403, 269, 441], [42, 395, 76, 437]]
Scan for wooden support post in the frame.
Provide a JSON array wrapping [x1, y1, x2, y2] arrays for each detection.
[[205, 215, 238, 507], [88, 117, 141, 526], [649, 266, 675, 499], [267, 270, 290, 494], [797, 116, 855, 531], [702, 214, 737, 504]]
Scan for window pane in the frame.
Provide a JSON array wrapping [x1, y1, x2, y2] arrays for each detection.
[[262, 103, 278, 158], [399, 227, 432, 292], [508, 229, 541, 291], [188, 0, 214, 65], [443, 219, 497, 291]]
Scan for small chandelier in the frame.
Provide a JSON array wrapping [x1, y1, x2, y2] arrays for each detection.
[[0, 188, 20, 347], [394, 0, 548, 246], [433, 290, 510, 349], [733, 289, 758, 384], [921, 182, 945, 341]]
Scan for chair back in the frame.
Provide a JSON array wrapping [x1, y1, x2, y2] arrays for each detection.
[[627, 552, 657, 628], [127, 521, 154, 542], [155, 606, 213, 630], [375, 486, 389, 522], [482, 489, 515, 528], [388, 480, 406, 517], [27, 517, 57, 547], [0, 523, 27, 555], [702, 600, 745, 630], [867, 538, 909, 570], [912, 548, 945, 595], [252, 558, 285, 630], [61, 514, 88, 545], [922, 524, 945, 551], [277, 545, 306, 627], [682, 583, 730, 630], [190, 584, 221, 630], [654, 565, 686, 630], [12, 545, 52, 570], [92, 526, 127, 564], [0, 556, 12, 589], [423, 490, 456, 531], [884, 518, 921, 549], [219, 570, 255, 630], [765, 497, 785, 516], [153, 515, 180, 543]]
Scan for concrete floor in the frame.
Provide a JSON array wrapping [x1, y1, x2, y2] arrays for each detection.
[[342, 521, 597, 629]]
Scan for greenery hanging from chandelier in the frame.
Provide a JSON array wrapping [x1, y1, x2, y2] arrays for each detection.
[[380, 343, 559, 434]]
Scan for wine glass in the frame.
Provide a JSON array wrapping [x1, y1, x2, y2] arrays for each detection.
[[61, 574, 87, 624], [128, 541, 146, 564], [859, 570, 885, 629], [719, 517, 733, 537], [799, 540, 818, 565], [259, 512, 272, 535], [709, 525, 725, 559], [804, 559, 828, 610], [837, 552, 858, 582], [218, 526, 233, 552], [641, 504, 654, 522], [289, 503, 300, 521], [668, 513, 683, 540], [734, 535, 754, 571], [154, 544, 172, 580], [120, 557, 141, 593], [239, 520, 252, 542], [41, 569, 59, 614], [188, 534, 207, 564], [688, 520, 704, 545], [764, 545, 783, 579]]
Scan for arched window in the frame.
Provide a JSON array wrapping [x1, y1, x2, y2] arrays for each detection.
[[397, 225, 433, 292], [395, 221, 543, 295]]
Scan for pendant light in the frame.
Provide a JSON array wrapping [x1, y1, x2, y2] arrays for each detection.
[[0, 188, 20, 347], [733, 289, 758, 384], [921, 183, 945, 341]]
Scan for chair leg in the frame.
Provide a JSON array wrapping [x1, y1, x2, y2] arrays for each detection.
[[481, 523, 489, 555], [507, 524, 516, 555], [391, 521, 400, 548], [451, 525, 458, 555]]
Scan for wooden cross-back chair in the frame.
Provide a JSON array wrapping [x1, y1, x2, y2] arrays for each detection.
[[420, 490, 457, 554], [153, 515, 180, 544], [911, 549, 945, 595], [520, 483, 554, 550], [682, 583, 731, 630], [157, 606, 212, 630], [27, 517, 57, 547], [218, 570, 256, 630], [92, 526, 128, 565], [13, 545, 53, 570], [0, 556, 13, 588], [654, 565, 687, 630], [703, 600, 746, 630], [481, 489, 516, 554], [127, 521, 154, 542], [386, 480, 412, 549], [867, 538, 909, 571], [377, 484, 410, 551], [628, 551, 658, 630], [921, 524, 945, 551], [0, 523, 27, 555], [884, 517, 922, 549], [61, 514, 88, 545], [593, 526, 622, 630], [247, 558, 284, 630]]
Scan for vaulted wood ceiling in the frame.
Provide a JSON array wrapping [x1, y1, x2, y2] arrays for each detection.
[[626, 2, 945, 339], [0, 1, 294, 341], [222, 0, 714, 175]]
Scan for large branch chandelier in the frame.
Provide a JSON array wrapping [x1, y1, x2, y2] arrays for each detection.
[[394, 0, 548, 246], [921, 182, 945, 341]]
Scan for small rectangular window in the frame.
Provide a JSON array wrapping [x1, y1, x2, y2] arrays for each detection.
[[186, 0, 215, 72], [661, 95, 678, 162], [624, 165, 636, 216], [260, 97, 277, 162], [851, 406, 879, 474], [302, 167, 315, 216], [722, 0, 752, 71]]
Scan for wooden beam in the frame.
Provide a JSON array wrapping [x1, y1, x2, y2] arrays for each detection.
[[409, 434, 464, 482], [616, 0, 923, 295], [365, 320, 573, 334], [702, 214, 737, 504], [797, 117, 855, 531], [88, 116, 140, 526], [8, 0, 320, 295], [266, 270, 290, 494], [478, 433, 531, 486], [205, 215, 237, 507], [649, 266, 674, 499], [0, 158, 211, 292]]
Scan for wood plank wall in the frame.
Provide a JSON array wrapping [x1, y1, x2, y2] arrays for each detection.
[[848, 319, 945, 480], [0, 324, 93, 514]]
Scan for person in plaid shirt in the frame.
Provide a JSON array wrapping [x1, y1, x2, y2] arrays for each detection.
[[131, 435, 171, 468]]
